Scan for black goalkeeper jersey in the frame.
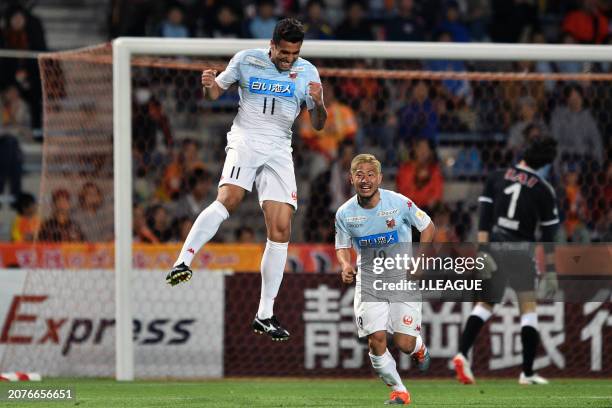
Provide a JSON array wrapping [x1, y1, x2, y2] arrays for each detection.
[[478, 164, 559, 241]]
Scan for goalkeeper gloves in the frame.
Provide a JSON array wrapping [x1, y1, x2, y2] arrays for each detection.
[[476, 251, 497, 280], [166, 263, 193, 286], [537, 271, 558, 300]]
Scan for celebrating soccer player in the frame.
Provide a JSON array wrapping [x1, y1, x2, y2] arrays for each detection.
[[453, 137, 559, 385], [335, 154, 435, 405], [166, 18, 327, 341]]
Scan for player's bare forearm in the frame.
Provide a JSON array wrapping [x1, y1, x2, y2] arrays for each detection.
[[310, 102, 327, 130], [419, 221, 435, 243], [203, 82, 222, 101], [336, 248, 352, 268], [201, 69, 223, 101], [415, 222, 435, 274], [336, 248, 356, 284]]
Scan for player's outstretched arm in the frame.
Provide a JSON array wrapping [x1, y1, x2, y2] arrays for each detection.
[[308, 81, 327, 130], [202, 69, 223, 101], [419, 221, 435, 243], [337, 248, 356, 284]]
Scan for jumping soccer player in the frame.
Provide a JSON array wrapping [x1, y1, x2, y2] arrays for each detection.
[[335, 153, 435, 405], [453, 137, 559, 385], [166, 18, 327, 341]]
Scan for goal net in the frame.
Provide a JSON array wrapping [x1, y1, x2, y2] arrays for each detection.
[[0, 39, 610, 380]]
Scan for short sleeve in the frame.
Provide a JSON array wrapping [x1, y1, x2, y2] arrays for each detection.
[[538, 185, 560, 228], [478, 173, 496, 205], [215, 51, 243, 90], [335, 210, 352, 249], [401, 195, 432, 232], [478, 173, 496, 232], [305, 65, 321, 110]]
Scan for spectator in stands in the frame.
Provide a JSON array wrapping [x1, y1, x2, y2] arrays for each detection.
[[397, 80, 438, 145], [425, 31, 471, 100], [73, 182, 113, 242], [592, 208, 612, 242], [0, 132, 23, 205], [173, 168, 213, 220], [235, 226, 256, 243], [587, 160, 612, 237], [550, 84, 604, 166], [147, 204, 172, 242], [489, 0, 538, 43], [10, 192, 39, 242], [108, 0, 164, 38], [0, 5, 47, 132], [133, 202, 159, 243], [159, 138, 205, 201], [558, 163, 590, 242], [555, 32, 584, 73], [304, 140, 355, 243], [465, 0, 490, 41], [396, 138, 444, 212], [245, 0, 278, 39], [300, 82, 357, 177], [172, 215, 193, 243], [39, 189, 83, 242], [132, 84, 173, 175], [498, 60, 547, 134], [335, 1, 375, 41], [208, 5, 244, 38], [1, 83, 31, 132], [384, 0, 426, 41], [507, 96, 549, 152], [562, 0, 609, 44], [158, 4, 190, 38], [437, 1, 470, 42], [302, 0, 334, 40]]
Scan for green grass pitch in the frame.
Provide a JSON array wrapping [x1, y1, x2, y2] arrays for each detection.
[[1, 378, 611, 407]]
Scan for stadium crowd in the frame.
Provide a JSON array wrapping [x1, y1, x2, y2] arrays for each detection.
[[0, 0, 611, 244]]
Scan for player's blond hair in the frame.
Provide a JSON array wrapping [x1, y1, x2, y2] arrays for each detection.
[[350, 154, 382, 175]]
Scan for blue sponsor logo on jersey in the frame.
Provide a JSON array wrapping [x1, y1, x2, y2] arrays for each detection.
[[356, 230, 399, 248], [249, 77, 295, 97]]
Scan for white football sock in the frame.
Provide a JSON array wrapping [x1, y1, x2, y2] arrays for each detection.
[[257, 239, 289, 319], [369, 349, 407, 392], [174, 201, 229, 267], [410, 335, 424, 355]]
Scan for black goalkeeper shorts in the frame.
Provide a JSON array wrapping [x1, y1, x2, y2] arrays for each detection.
[[478, 231, 537, 304]]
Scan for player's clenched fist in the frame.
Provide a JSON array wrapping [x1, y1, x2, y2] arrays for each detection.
[[308, 81, 323, 105], [201, 69, 218, 88], [341, 264, 357, 284]]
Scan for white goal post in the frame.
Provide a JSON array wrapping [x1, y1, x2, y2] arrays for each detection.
[[112, 38, 612, 381]]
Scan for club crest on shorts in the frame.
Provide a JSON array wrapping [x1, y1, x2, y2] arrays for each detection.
[[291, 191, 297, 201], [403, 315, 413, 326], [357, 316, 364, 329]]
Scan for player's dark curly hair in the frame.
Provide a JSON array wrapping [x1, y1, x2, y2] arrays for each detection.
[[272, 18, 305, 44], [523, 137, 558, 169]]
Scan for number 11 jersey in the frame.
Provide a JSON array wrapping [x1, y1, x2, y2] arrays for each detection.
[[215, 48, 321, 146]]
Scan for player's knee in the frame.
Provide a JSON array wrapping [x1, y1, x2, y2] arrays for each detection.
[[216, 188, 244, 213], [395, 335, 416, 354], [267, 224, 291, 242], [367, 332, 387, 355]]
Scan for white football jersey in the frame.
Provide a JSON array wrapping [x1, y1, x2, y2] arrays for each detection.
[[215, 48, 321, 145]]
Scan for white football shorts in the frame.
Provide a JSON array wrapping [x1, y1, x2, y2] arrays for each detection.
[[219, 134, 298, 210], [354, 284, 422, 338]]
